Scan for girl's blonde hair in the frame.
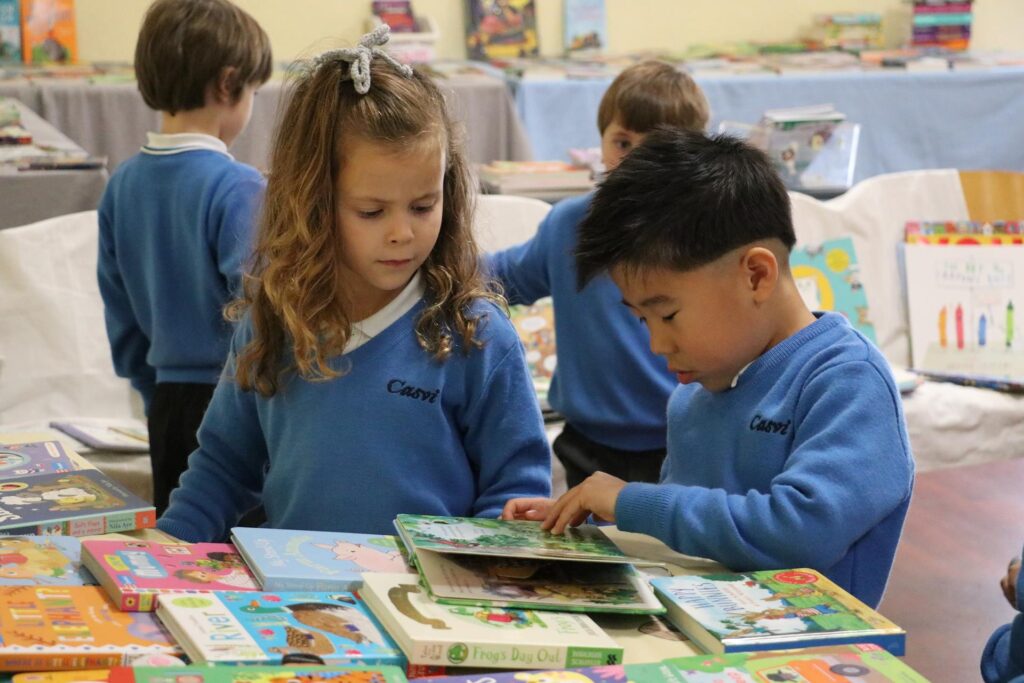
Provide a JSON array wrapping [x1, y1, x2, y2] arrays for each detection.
[[231, 56, 498, 396]]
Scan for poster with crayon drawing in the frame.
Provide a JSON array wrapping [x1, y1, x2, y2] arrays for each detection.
[[905, 244, 1024, 383]]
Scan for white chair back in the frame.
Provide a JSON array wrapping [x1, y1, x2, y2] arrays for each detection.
[[473, 194, 552, 253]]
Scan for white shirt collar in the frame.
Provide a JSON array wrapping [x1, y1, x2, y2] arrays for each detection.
[[344, 271, 426, 353], [142, 132, 232, 158]]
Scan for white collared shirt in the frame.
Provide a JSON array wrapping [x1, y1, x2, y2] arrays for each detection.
[[344, 271, 426, 353], [142, 132, 233, 158]]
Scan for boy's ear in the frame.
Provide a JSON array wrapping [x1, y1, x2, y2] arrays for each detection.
[[740, 246, 779, 304], [213, 66, 241, 104]]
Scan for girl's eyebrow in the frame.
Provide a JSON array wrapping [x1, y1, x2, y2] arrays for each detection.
[[349, 191, 441, 203]]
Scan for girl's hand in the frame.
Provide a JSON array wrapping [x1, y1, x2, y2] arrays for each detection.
[[1002, 557, 1021, 608], [541, 472, 627, 535], [501, 497, 553, 521]]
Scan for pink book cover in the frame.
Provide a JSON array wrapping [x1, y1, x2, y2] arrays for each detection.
[[81, 540, 259, 611]]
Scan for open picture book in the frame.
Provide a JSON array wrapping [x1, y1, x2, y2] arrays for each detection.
[[393, 514, 665, 615]]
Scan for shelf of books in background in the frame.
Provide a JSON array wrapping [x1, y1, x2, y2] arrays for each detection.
[[911, 0, 973, 52], [720, 104, 859, 197], [368, 1, 438, 64], [904, 220, 1024, 392], [465, 0, 538, 61], [20, 0, 76, 65], [563, 0, 606, 59]]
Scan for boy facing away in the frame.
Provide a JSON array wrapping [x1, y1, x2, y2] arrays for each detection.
[[504, 129, 915, 609], [487, 61, 710, 489], [97, 0, 272, 515]]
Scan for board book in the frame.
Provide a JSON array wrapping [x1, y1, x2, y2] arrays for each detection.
[[103, 665, 410, 683], [0, 469, 155, 536], [155, 590, 403, 667], [651, 569, 906, 655], [231, 526, 414, 592], [0, 440, 79, 477], [393, 515, 664, 614], [508, 298, 556, 406], [0, 585, 179, 671], [49, 421, 148, 453], [790, 237, 877, 343], [361, 573, 623, 670], [81, 539, 258, 611], [0, 535, 95, 585]]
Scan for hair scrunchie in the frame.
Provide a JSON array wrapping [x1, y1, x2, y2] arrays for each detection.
[[312, 24, 413, 94]]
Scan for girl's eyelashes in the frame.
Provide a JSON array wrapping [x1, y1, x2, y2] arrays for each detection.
[[356, 210, 382, 219], [661, 311, 678, 322]]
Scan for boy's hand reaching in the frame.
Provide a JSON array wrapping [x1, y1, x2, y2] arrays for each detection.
[[542, 472, 627, 535], [501, 497, 554, 521], [1002, 557, 1021, 608]]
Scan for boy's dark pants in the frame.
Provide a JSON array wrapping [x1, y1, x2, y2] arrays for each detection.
[[553, 422, 666, 489], [148, 382, 216, 517]]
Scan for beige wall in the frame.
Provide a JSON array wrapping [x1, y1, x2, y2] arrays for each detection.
[[78, 0, 1022, 65]]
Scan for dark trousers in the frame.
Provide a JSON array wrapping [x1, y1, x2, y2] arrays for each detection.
[[148, 382, 215, 517], [553, 422, 667, 490]]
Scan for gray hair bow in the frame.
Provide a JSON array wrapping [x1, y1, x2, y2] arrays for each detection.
[[312, 24, 414, 95]]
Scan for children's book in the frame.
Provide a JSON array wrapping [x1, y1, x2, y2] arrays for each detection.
[[409, 662, 684, 683], [230, 526, 415, 593], [905, 219, 1024, 245], [478, 161, 593, 194], [590, 613, 697, 663], [0, 0, 19, 64], [0, 535, 95, 585], [49, 421, 149, 453], [81, 540, 258, 611], [0, 469, 155, 537], [394, 515, 664, 614], [904, 243, 1024, 385], [155, 591, 404, 667], [790, 237, 877, 343], [508, 298, 556, 406], [651, 569, 906, 655], [104, 665, 410, 683], [563, 0, 606, 56], [19, 0, 75, 65], [465, 0, 538, 61], [0, 441, 79, 477], [0, 585, 180, 671], [361, 573, 623, 670]]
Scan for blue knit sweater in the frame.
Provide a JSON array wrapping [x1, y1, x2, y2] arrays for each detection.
[[616, 313, 914, 608]]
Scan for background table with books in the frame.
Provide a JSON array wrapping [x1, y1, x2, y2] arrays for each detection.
[[0, 70, 533, 172], [513, 65, 1024, 183], [0, 97, 108, 230]]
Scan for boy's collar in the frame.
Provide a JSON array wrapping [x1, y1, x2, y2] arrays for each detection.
[[142, 132, 233, 158]]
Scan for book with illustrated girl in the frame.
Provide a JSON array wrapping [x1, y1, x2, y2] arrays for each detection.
[[393, 514, 665, 614], [0, 585, 180, 671], [155, 591, 403, 667], [361, 573, 623, 670], [0, 469, 155, 536], [0, 534, 96, 586], [0, 440, 80, 478], [230, 526, 415, 593], [651, 569, 906, 655], [81, 540, 258, 611]]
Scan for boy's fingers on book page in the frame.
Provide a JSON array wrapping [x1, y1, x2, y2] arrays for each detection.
[[500, 497, 552, 520]]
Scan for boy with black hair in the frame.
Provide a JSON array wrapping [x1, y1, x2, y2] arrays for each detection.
[[504, 129, 914, 609], [98, 0, 272, 515], [488, 61, 710, 489]]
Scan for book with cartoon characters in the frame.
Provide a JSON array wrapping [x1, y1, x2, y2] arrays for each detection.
[[154, 591, 404, 667], [0, 440, 80, 477], [0, 535, 96, 586], [81, 540, 258, 611], [508, 298, 557, 407], [650, 569, 906, 655], [361, 573, 623, 670], [464, 0, 538, 61], [231, 527, 415, 593], [20, 0, 76, 65], [790, 237, 877, 343], [0, 585, 180, 671], [102, 664, 410, 683], [0, 469, 155, 537]]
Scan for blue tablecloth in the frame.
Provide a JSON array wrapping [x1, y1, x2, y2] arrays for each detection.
[[515, 66, 1024, 182]]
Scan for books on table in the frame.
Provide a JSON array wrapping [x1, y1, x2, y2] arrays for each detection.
[[155, 591, 403, 666], [478, 161, 593, 196], [100, 665, 409, 683], [0, 440, 80, 476], [393, 514, 665, 615], [0, 469, 155, 536], [231, 526, 415, 592], [0, 535, 96, 585], [651, 569, 906, 655], [81, 540, 258, 611], [0, 585, 179, 671], [49, 421, 149, 453], [361, 573, 623, 670]]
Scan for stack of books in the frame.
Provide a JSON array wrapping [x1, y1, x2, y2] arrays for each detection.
[[911, 0, 973, 51], [478, 161, 594, 200]]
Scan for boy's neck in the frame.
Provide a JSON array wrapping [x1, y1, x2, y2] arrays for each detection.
[[159, 109, 226, 142], [764, 279, 818, 351]]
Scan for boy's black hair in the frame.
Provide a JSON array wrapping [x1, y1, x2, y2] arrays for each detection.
[[576, 128, 795, 289]]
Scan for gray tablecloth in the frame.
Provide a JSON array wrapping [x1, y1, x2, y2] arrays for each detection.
[[0, 97, 109, 230], [1, 73, 533, 172]]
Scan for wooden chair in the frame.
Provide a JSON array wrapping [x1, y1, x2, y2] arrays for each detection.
[[959, 170, 1024, 222]]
